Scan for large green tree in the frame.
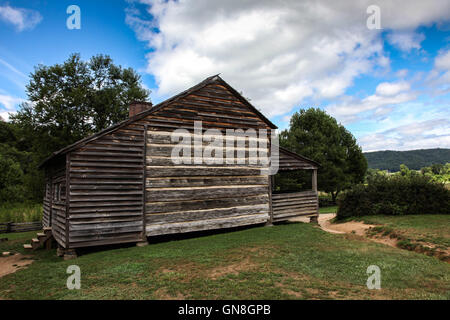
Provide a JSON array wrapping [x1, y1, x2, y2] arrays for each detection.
[[5, 53, 150, 202], [279, 108, 367, 202], [11, 53, 150, 159]]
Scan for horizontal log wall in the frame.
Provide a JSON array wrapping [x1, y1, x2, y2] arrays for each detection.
[[50, 162, 66, 247], [145, 82, 272, 236], [67, 128, 145, 248], [272, 190, 318, 221], [42, 181, 51, 228]]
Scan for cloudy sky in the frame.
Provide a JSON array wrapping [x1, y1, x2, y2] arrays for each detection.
[[0, 0, 449, 152]]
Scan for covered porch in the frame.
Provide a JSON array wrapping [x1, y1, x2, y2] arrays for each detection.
[[270, 147, 320, 223]]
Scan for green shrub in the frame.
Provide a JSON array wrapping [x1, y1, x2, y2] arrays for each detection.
[[336, 174, 450, 219]]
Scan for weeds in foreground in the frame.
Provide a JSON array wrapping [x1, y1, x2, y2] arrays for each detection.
[[0, 203, 42, 223]]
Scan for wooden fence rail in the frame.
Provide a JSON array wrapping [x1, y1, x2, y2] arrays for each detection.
[[0, 221, 42, 234]]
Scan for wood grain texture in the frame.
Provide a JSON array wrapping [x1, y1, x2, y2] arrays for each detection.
[[146, 214, 269, 236], [272, 191, 319, 221], [67, 126, 145, 247], [144, 82, 272, 236]]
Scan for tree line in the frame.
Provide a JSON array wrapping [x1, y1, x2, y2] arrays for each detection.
[[364, 148, 450, 172], [0, 53, 150, 203]]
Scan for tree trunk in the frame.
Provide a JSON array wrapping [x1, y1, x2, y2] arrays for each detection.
[[331, 191, 339, 204]]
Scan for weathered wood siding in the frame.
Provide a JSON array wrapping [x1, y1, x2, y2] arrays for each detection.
[[145, 82, 272, 235], [49, 160, 67, 247], [42, 180, 51, 228], [277, 148, 318, 171], [272, 191, 318, 221], [67, 128, 145, 248]]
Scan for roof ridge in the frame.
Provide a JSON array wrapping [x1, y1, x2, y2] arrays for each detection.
[[39, 74, 277, 168]]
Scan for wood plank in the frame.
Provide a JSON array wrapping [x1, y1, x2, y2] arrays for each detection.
[[147, 204, 269, 224], [146, 194, 269, 214], [146, 186, 268, 202], [146, 176, 267, 188], [146, 214, 269, 236], [146, 166, 268, 177]]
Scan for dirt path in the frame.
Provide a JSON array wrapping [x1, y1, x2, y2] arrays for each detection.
[[317, 214, 399, 247], [290, 214, 398, 248], [318, 213, 374, 235], [0, 253, 34, 278]]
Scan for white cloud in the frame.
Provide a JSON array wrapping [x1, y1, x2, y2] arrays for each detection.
[[359, 119, 450, 151], [375, 81, 410, 96], [326, 81, 415, 123], [0, 4, 42, 32], [386, 31, 425, 51], [434, 50, 450, 70], [425, 49, 450, 95], [126, 0, 450, 119], [396, 69, 408, 78], [0, 94, 23, 111], [0, 111, 16, 122]]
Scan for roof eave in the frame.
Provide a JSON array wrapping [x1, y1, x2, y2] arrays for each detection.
[[39, 75, 278, 168]]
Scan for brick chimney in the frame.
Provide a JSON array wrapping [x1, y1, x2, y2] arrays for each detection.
[[129, 101, 152, 117]]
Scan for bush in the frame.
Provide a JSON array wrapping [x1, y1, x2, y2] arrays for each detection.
[[336, 174, 450, 219]]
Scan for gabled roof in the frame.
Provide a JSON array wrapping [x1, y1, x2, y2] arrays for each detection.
[[39, 75, 277, 168], [278, 146, 320, 170]]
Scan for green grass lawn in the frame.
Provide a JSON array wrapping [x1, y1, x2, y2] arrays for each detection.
[[0, 221, 448, 300], [319, 206, 337, 214]]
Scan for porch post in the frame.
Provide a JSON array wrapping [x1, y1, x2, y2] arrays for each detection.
[[312, 169, 317, 193], [310, 169, 319, 224]]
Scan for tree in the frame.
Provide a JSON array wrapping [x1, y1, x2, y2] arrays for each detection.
[[0, 153, 25, 203], [11, 53, 150, 159], [7, 53, 150, 202], [279, 108, 367, 202]]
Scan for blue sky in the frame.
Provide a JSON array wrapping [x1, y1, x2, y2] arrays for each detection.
[[0, 0, 449, 151]]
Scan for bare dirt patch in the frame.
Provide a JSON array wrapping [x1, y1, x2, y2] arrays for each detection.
[[318, 214, 375, 236], [0, 253, 34, 278], [366, 235, 398, 248], [209, 256, 258, 280], [315, 214, 398, 248], [154, 288, 185, 300]]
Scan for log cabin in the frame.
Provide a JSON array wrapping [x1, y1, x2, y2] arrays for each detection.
[[32, 75, 319, 257]]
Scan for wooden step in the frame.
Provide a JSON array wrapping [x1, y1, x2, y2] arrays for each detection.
[[23, 244, 32, 250], [31, 238, 41, 249], [37, 232, 46, 238]]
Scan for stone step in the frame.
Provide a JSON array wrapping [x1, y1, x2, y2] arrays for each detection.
[[32, 238, 40, 243], [23, 244, 32, 250]]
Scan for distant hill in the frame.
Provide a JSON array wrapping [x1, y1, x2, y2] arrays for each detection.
[[364, 148, 450, 172]]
